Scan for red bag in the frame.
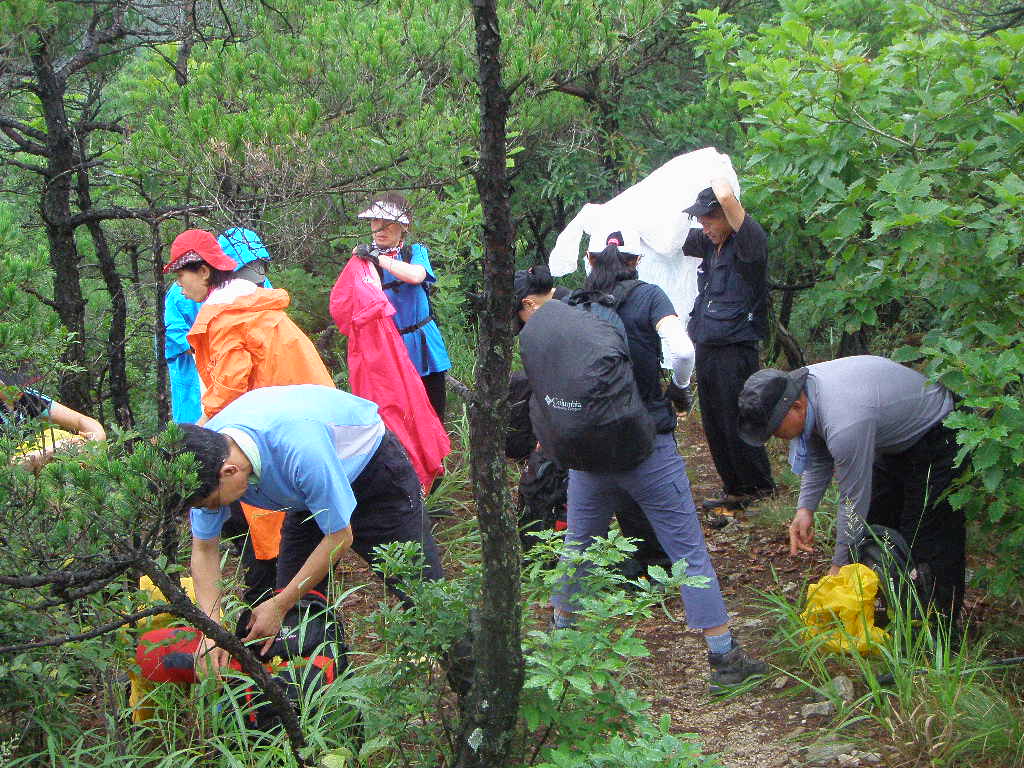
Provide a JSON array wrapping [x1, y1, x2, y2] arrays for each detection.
[[329, 257, 450, 491]]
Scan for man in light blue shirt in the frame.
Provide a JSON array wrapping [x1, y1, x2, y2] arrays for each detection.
[[170, 384, 443, 672]]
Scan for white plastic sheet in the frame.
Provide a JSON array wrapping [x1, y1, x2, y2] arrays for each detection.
[[548, 148, 741, 347]]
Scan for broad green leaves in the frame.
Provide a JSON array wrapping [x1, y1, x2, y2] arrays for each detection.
[[691, 1, 1024, 593]]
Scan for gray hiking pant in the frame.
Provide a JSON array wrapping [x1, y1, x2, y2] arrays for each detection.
[[551, 432, 731, 630]]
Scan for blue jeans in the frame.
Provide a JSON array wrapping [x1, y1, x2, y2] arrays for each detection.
[[551, 432, 731, 630]]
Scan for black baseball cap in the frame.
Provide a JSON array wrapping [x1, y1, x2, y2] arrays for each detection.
[[737, 367, 809, 446], [683, 187, 721, 218]]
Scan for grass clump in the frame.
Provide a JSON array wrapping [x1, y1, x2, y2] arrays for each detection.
[[759, 561, 1024, 768]]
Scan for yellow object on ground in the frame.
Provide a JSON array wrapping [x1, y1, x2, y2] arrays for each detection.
[[129, 576, 199, 723], [14, 427, 77, 458], [800, 563, 888, 655]]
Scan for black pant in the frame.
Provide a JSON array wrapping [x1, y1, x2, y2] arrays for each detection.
[[276, 431, 445, 606], [421, 371, 447, 424], [694, 342, 774, 496], [868, 421, 964, 624]]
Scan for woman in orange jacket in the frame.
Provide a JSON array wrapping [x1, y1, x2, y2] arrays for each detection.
[[164, 228, 335, 604], [163, 229, 334, 423]]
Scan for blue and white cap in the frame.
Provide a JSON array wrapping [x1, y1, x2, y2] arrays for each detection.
[[217, 227, 272, 269]]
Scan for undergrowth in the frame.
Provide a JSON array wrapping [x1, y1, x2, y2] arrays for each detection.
[[2, 414, 722, 768], [760, 561, 1024, 768]]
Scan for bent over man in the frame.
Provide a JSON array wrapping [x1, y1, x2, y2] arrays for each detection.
[[168, 384, 443, 670], [737, 356, 963, 624]]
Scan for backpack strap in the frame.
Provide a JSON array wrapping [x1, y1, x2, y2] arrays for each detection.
[[610, 279, 643, 307], [380, 244, 437, 332]]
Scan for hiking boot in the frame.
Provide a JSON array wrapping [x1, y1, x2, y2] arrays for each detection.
[[701, 493, 747, 511], [702, 488, 776, 512], [708, 641, 768, 694]]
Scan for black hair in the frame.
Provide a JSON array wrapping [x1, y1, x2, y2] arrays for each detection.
[[173, 423, 230, 503], [178, 261, 234, 291], [583, 245, 638, 293], [514, 264, 554, 305], [370, 191, 413, 227]]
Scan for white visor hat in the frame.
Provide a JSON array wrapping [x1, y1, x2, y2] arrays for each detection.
[[357, 201, 411, 226]]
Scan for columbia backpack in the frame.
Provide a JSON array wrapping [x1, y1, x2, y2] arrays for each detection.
[[518, 284, 654, 473]]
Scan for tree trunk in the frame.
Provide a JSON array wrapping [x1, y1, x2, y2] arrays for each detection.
[[453, 0, 523, 765], [151, 221, 171, 427], [75, 136, 134, 427], [32, 40, 91, 410], [838, 327, 870, 358]]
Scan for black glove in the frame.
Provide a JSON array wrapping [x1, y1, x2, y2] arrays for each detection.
[[666, 381, 693, 414], [354, 244, 381, 267]]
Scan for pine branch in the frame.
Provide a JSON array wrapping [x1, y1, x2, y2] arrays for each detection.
[[0, 606, 169, 656]]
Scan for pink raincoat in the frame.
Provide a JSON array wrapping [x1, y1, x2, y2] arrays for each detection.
[[329, 258, 450, 491]]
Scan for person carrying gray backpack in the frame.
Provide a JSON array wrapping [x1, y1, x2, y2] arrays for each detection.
[[515, 233, 767, 693]]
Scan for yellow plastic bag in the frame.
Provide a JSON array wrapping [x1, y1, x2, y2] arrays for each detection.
[[14, 427, 78, 458], [800, 563, 888, 655]]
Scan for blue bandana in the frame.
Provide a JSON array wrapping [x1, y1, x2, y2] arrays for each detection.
[[788, 398, 815, 475]]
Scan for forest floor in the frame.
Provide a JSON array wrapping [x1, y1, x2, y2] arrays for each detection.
[[632, 414, 853, 768], [627, 415, 1023, 768], [332, 410, 1024, 768]]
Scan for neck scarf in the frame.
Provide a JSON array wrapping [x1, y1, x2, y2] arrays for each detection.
[[788, 397, 816, 476], [372, 241, 403, 261]]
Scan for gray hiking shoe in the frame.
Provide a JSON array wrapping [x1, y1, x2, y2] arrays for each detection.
[[708, 641, 768, 693]]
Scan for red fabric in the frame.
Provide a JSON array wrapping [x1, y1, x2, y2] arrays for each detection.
[[329, 258, 450, 491], [136, 627, 203, 683], [135, 628, 336, 686]]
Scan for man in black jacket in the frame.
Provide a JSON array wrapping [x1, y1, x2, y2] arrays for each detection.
[[684, 179, 775, 511]]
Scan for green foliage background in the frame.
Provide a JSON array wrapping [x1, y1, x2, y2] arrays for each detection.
[[1, 0, 1022, 763]]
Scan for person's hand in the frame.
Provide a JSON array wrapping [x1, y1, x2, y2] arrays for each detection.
[[243, 596, 287, 655], [195, 633, 230, 679], [789, 507, 815, 555], [353, 244, 380, 267], [666, 381, 693, 414], [827, 564, 842, 577], [710, 176, 736, 204]]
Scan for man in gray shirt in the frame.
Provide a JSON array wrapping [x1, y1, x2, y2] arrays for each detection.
[[736, 356, 963, 624]]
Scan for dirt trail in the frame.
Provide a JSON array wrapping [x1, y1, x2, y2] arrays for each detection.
[[633, 415, 824, 768], [334, 414, 968, 767], [332, 408, 1021, 768]]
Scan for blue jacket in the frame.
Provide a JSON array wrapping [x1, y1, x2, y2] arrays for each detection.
[[189, 385, 385, 540], [163, 284, 202, 423]]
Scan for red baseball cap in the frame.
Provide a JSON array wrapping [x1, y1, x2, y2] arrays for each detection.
[[164, 229, 238, 273]]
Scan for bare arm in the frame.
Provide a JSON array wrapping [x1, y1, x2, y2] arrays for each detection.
[[243, 526, 354, 653], [191, 535, 228, 675], [711, 177, 747, 233], [47, 401, 105, 441], [351, 248, 428, 285], [378, 252, 427, 285]]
